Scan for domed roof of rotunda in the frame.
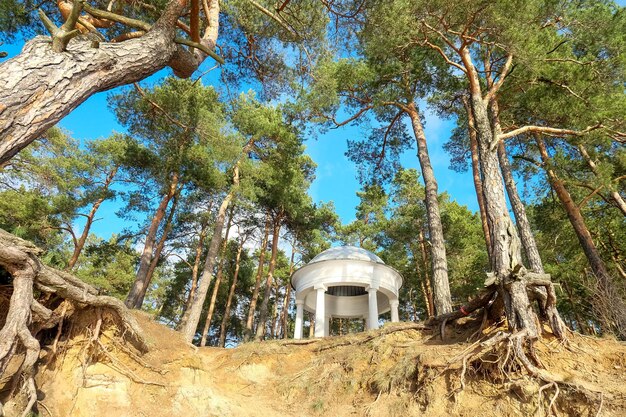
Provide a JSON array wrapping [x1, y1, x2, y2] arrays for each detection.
[[309, 245, 384, 264]]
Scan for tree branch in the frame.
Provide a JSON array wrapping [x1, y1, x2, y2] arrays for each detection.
[[496, 123, 603, 149], [83, 4, 151, 31], [420, 39, 467, 74], [330, 106, 373, 128], [173, 37, 224, 64], [483, 53, 512, 104], [247, 0, 298, 39]]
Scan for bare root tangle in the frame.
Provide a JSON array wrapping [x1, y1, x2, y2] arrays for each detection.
[[421, 262, 589, 414], [418, 328, 603, 415], [0, 228, 148, 416]]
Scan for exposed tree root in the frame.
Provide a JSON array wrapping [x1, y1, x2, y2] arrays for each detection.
[[0, 228, 149, 416], [420, 261, 597, 415], [419, 327, 604, 416]]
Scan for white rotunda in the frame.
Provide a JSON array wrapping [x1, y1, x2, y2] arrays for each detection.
[[290, 246, 403, 338]]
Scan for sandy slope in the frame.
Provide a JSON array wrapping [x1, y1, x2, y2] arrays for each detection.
[[27, 312, 626, 417]]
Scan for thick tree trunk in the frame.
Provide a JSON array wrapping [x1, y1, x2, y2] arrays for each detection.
[[126, 172, 179, 308], [406, 102, 452, 315], [490, 99, 544, 274], [0, 0, 206, 165], [536, 136, 626, 338], [473, 97, 538, 335], [497, 141, 544, 272], [464, 101, 492, 260], [254, 213, 282, 341], [178, 217, 210, 328], [577, 144, 626, 217], [67, 166, 118, 270], [181, 185, 236, 343], [199, 206, 234, 347], [458, 48, 545, 336], [218, 236, 244, 348], [243, 213, 270, 341]]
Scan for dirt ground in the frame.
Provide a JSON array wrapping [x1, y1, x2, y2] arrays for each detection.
[[14, 312, 626, 417]]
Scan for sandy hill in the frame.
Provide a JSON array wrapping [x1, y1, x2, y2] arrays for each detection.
[[9, 312, 626, 417]]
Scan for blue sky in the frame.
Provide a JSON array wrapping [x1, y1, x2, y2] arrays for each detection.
[[4, 0, 624, 240], [0, 38, 485, 238]]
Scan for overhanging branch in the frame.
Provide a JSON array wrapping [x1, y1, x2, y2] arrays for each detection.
[[494, 123, 603, 150]]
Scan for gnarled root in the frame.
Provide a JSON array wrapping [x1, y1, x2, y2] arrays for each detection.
[[0, 228, 148, 416], [422, 264, 596, 414]]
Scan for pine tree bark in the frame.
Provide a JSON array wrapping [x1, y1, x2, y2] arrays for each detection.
[[126, 172, 179, 308], [67, 166, 118, 270], [417, 230, 435, 318], [243, 213, 270, 341], [178, 216, 210, 328], [254, 211, 282, 341], [0, 0, 217, 165], [200, 205, 234, 347], [280, 246, 296, 339], [134, 192, 179, 307], [270, 283, 280, 338], [536, 136, 626, 338], [459, 47, 547, 339], [406, 102, 452, 315], [218, 235, 244, 348], [463, 97, 492, 259], [181, 163, 239, 343], [489, 98, 544, 274]]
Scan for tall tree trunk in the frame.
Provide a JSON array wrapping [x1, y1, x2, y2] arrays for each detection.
[[243, 213, 271, 341], [67, 166, 118, 270], [417, 230, 435, 318], [178, 216, 210, 328], [280, 284, 292, 339], [200, 205, 234, 347], [468, 90, 541, 337], [218, 235, 245, 348], [0, 0, 218, 165], [270, 283, 280, 338], [577, 144, 626, 216], [134, 192, 179, 308], [126, 172, 179, 308], [280, 246, 296, 339], [406, 102, 452, 315], [181, 163, 240, 343], [536, 136, 626, 338], [489, 98, 544, 274], [458, 53, 544, 339], [497, 141, 544, 273], [409, 245, 434, 318], [463, 97, 492, 259], [254, 212, 282, 341]]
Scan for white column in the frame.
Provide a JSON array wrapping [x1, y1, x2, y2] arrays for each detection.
[[367, 286, 379, 330], [314, 284, 326, 337], [390, 299, 400, 323], [294, 300, 304, 339]]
